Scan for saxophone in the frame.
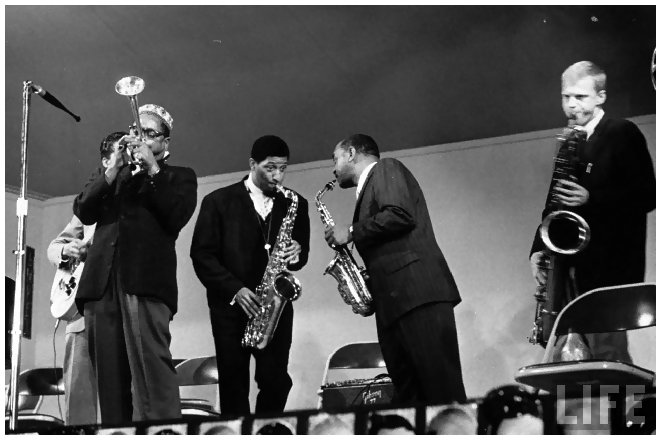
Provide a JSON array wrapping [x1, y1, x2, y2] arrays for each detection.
[[529, 127, 589, 345], [241, 185, 302, 349], [315, 180, 374, 317]]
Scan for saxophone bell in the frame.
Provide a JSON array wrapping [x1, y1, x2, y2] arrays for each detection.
[[274, 271, 302, 301]]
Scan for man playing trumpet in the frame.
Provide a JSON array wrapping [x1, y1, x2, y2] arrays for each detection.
[[73, 104, 197, 424]]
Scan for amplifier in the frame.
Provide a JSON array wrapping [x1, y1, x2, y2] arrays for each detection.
[[318, 377, 394, 410]]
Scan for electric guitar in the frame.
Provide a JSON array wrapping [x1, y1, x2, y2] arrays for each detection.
[[50, 259, 85, 321]]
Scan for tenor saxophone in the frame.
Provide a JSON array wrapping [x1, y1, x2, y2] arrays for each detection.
[[316, 180, 374, 317], [241, 185, 302, 349]]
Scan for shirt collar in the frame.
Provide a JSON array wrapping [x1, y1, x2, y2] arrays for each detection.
[[356, 161, 378, 199], [578, 107, 604, 140], [245, 172, 267, 197]]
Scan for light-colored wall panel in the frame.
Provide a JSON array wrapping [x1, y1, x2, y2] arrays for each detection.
[[6, 115, 655, 416]]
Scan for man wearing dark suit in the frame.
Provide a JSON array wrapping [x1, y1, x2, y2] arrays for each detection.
[[530, 61, 655, 361], [325, 134, 466, 405], [190, 135, 310, 416], [74, 105, 198, 424]]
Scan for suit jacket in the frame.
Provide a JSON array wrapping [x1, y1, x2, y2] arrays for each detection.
[[531, 117, 655, 293], [190, 177, 310, 314], [352, 158, 461, 328], [73, 161, 198, 315]]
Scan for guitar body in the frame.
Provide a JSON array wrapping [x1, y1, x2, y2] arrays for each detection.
[[50, 262, 84, 321]]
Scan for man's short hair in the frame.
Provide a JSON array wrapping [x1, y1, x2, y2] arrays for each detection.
[[100, 131, 128, 160], [368, 414, 414, 435], [251, 135, 290, 163], [338, 134, 381, 158], [562, 61, 607, 92]]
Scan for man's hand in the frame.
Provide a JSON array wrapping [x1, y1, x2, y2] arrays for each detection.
[[235, 287, 261, 318], [104, 139, 128, 183], [62, 239, 89, 261], [554, 179, 589, 207], [324, 224, 352, 248], [530, 251, 549, 286], [124, 135, 157, 172], [281, 240, 302, 264]]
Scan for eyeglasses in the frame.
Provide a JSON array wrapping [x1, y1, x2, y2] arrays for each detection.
[[129, 125, 166, 140]]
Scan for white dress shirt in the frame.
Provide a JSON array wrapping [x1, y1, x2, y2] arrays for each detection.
[[356, 161, 378, 200], [245, 173, 274, 220]]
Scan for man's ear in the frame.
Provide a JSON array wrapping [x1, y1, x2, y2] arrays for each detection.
[[162, 137, 170, 152], [249, 158, 256, 170], [102, 157, 110, 169], [597, 89, 606, 105], [348, 146, 356, 161]]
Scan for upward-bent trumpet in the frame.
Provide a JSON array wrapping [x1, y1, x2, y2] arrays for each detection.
[[115, 76, 146, 172]]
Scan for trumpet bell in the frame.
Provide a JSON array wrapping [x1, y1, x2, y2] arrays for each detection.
[[115, 76, 145, 96]]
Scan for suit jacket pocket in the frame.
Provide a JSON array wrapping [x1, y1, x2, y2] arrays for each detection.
[[379, 250, 420, 274]]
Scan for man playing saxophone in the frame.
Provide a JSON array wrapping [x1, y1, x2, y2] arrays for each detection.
[[324, 134, 466, 406], [190, 135, 310, 416], [530, 61, 655, 360]]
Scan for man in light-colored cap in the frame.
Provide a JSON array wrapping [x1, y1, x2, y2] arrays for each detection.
[[74, 103, 198, 424]]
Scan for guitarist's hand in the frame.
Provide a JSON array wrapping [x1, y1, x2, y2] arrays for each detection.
[[62, 239, 88, 261]]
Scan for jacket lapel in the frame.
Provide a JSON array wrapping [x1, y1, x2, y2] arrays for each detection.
[[238, 176, 262, 229]]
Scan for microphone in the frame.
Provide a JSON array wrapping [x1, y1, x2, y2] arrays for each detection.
[[30, 83, 81, 122]]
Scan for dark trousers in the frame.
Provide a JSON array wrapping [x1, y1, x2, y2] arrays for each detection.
[[84, 263, 181, 425], [377, 301, 466, 406], [209, 301, 293, 416]]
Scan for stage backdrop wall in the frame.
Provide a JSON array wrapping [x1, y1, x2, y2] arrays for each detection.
[[5, 115, 655, 417]]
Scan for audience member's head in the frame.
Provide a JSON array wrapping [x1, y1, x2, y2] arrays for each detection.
[[308, 414, 353, 435], [427, 405, 478, 435], [200, 424, 238, 435], [255, 421, 294, 435], [481, 384, 543, 435], [368, 414, 415, 435]]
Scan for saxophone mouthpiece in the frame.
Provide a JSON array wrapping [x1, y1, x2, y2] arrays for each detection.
[[326, 180, 336, 191]]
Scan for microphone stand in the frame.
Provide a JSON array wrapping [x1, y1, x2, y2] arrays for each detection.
[[8, 81, 35, 431]]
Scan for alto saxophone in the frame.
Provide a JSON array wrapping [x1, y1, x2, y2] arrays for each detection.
[[315, 180, 374, 317], [529, 127, 589, 345], [242, 185, 302, 349]]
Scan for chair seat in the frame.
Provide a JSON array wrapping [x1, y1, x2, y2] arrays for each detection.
[[516, 360, 655, 393], [5, 414, 64, 432], [181, 398, 214, 411]]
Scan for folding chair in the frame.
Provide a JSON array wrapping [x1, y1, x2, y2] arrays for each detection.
[[515, 282, 655, 433], [175, 356, 219, 419], [5, 368, 65, 431], [318, 341, 390, 409]]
